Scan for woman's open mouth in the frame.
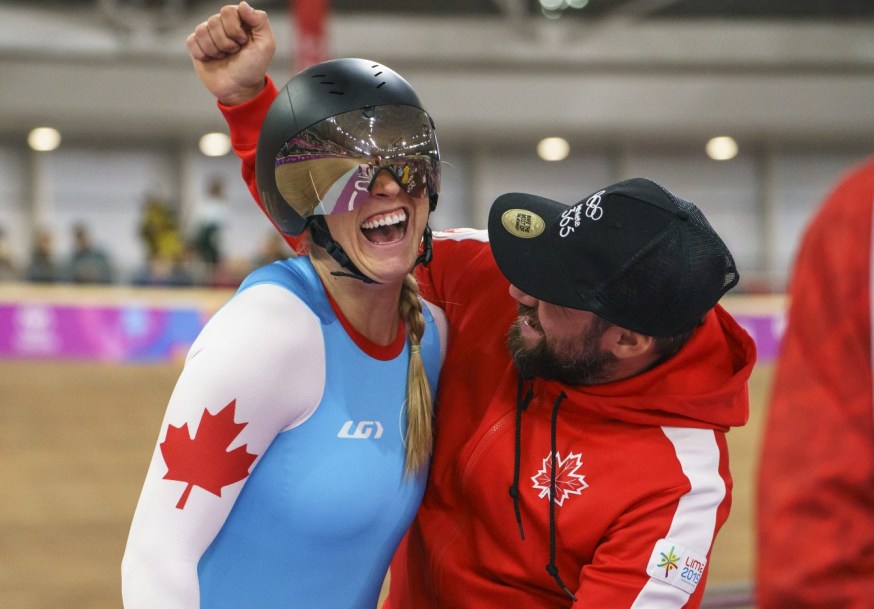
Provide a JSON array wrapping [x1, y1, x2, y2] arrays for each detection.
[[361, 210, 409, 244]]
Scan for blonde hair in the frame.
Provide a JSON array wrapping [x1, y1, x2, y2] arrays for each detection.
[[399, 273, 434, 475], [306, 231, 435, 474]]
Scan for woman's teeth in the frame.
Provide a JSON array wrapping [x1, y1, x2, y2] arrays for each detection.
[[361, 211, 407, 230], [360, 210, 409, 244]]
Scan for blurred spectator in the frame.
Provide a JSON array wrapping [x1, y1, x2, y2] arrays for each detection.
[[136, 195, 193, 286], [253, 231, 294, 267], [67, 223, 114, 284], [25, 228, 59, 283], [191, 175, 227, 267], [131, 255, 195, 287], [756, 156, 874, 608], [0, 225, 18, 280], [139, 195, 184, 264]]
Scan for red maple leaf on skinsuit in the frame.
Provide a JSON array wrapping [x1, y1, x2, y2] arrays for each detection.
[[160, 400, 257, 509]]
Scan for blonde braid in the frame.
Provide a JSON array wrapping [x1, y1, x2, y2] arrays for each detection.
[[398, 273, 434, 475]]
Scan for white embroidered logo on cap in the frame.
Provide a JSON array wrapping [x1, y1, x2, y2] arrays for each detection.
[[584, 189, 605, 220], [559, 189, 605, 237], [558, 206, 581, 238], [645, 538, 707, 594]]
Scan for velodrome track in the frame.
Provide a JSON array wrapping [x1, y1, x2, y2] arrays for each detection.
[[0, 285, 776, 608]]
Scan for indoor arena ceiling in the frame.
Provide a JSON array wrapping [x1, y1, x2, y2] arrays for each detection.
[[13, 0, 874, 21], [2, 0, 874, 146]]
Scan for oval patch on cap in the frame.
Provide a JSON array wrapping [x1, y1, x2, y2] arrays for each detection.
[[501, 209, 545, 239]]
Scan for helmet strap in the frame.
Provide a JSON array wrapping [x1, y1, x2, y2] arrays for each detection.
[[309, 216, 433, 284], [309, 216, 377, 284]]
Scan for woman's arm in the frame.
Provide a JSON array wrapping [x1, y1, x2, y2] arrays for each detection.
[[121, 284, 326, 608]]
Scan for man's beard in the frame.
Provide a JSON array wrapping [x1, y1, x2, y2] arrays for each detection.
[[507, 306, 618, 385]]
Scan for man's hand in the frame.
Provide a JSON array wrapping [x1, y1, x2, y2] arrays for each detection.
[[186, 1, 276, 106]]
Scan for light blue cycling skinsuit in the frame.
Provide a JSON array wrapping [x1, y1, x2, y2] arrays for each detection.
[[121, 256, 445, 609]]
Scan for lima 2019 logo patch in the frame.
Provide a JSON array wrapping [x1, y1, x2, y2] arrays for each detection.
[[646, 538, 708, 594], [531, 451, 588, 506]]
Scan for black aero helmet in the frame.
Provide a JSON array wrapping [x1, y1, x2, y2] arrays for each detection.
[[256, 58, 441, 237]]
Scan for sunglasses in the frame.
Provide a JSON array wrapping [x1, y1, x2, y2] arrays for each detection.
[[356, 158, 437, 200]]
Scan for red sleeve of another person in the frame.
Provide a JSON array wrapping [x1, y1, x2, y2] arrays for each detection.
[[756, 157, 874, 609], [219, 78, 307, 254]]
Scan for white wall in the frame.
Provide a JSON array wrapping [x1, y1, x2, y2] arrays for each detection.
[[620, 151, 762, 278], [0, 145, 303, 281], [47, 147, 179, 276], [0, 8, 872, 289], [0, 145, 27, 266], [0, 140, 869, 289], [770, 150, 872, 278]]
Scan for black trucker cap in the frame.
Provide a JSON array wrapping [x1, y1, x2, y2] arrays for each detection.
[[487, 177, 739, 337]]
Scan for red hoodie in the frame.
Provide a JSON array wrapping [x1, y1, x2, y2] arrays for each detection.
[[220, 80, 757, 608], [383, 228, 756, 609]]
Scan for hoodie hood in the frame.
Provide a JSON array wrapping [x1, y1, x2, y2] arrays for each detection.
[[539, 304, 756, 431]]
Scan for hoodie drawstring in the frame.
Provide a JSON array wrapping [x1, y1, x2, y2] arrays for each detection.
[[509, 375, 533, 540], [546, 391, 577, 601], [508, 380, 577, 601]]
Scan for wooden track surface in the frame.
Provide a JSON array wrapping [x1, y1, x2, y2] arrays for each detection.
[[0, 359, 771, 608], [0, 361, 179, 609], [0, 286, 775, 607]]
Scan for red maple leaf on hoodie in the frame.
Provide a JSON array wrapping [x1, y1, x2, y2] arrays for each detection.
[[160, 399, 258, 509]]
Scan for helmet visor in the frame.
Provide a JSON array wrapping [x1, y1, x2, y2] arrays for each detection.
[[273, 104, 440, 219]]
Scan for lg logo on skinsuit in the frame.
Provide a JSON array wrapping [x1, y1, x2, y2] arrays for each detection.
[[337, 420, 384, 439]]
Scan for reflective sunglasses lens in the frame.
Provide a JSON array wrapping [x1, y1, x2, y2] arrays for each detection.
[[367, 160, 433, 198]]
